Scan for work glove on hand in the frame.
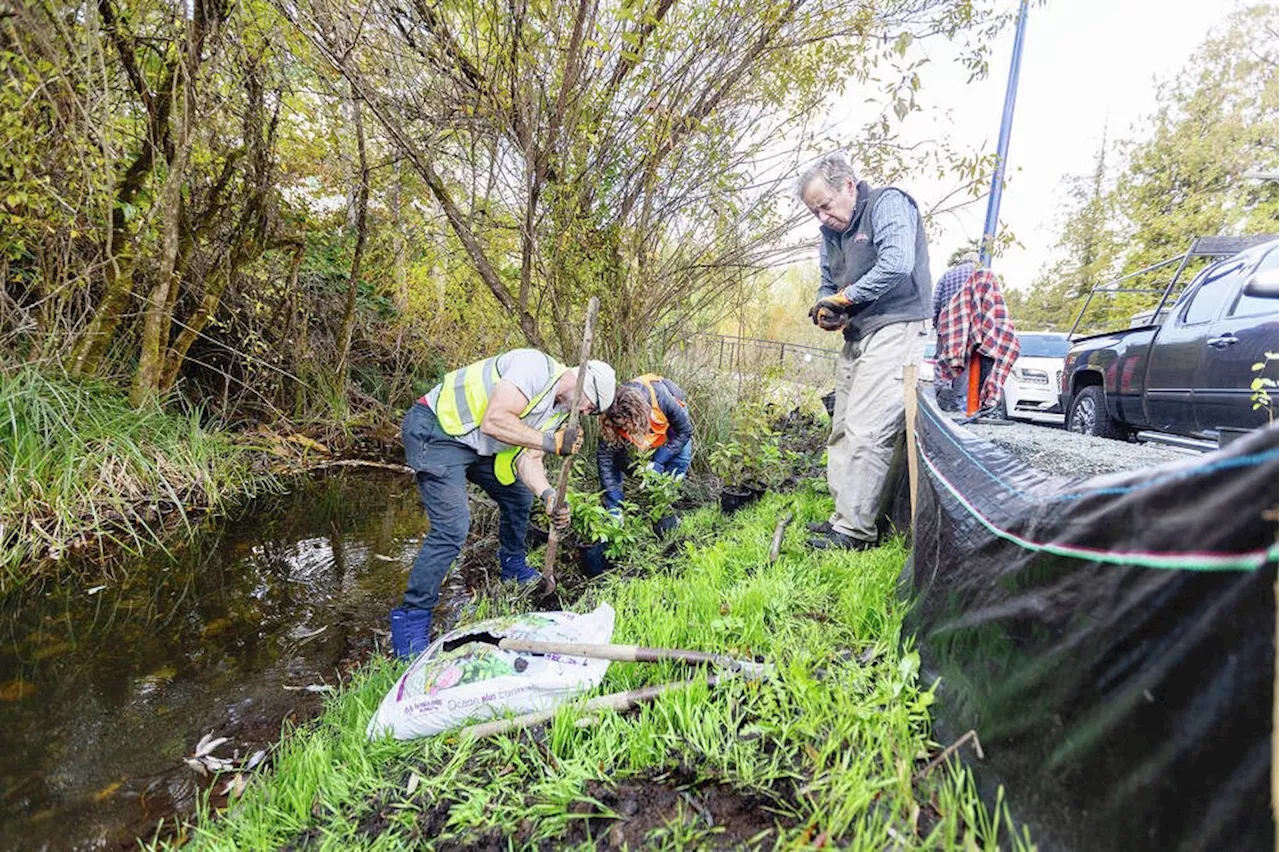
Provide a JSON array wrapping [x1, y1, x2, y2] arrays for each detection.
[[644, 461, 661, 474], [542, 488, 571, 532], [815, 307, 848, 331], [542, 425, 583, 456], [809, 292, 853, 330]]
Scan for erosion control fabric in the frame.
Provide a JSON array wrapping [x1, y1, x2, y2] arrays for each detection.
[[902, 393, 1278, 851]]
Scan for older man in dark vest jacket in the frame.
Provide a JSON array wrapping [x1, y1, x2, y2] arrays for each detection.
[[798, 152, 932, 550]]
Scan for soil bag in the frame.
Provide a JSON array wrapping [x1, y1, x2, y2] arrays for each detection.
[[367, 603, 616, 741]]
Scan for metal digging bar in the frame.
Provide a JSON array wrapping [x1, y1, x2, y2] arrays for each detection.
[[495, 638, 773, 680], [458, 675, 719, 739], [541, 296, 600, 596]]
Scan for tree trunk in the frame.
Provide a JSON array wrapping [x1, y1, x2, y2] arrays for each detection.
[[336, 90, 369, 389], [66, 149, 151, 376], [130, 125, 193, 407], [69, 0, 192, 378], [157, 264, 227, 393], [390, 160, 408, 311], [278, 242, 307, 404]]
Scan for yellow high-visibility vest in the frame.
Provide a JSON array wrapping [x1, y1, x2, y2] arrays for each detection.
[[433, 353, 566, 485]]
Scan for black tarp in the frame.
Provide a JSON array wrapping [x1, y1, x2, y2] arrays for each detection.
[[902, 393, 1278, 851]]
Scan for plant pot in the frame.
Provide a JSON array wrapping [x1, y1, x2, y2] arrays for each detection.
[[576, 541, 610, 577], [747, 484, 767, 501], [525, 524, 549, 547], [654, 513, 678, 538], [719, 486, 755, 514]]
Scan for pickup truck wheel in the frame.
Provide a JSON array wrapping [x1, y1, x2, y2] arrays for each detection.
[[1067, 385, 1126, 439]]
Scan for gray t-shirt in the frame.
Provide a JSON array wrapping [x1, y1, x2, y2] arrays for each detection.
[[426, 349, 566, 455]]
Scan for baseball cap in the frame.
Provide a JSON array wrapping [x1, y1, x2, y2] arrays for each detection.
[[581, 360, 616, 412]]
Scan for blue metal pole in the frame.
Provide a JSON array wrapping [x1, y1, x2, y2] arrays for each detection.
[[980, 0, 1031, 268]]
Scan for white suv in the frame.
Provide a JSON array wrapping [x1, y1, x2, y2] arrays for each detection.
[[1001, 332, 1071, 421]]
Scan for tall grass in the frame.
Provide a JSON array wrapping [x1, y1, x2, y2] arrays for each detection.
[[173, 487, 1032, 851], [0, 365, 278, 586]]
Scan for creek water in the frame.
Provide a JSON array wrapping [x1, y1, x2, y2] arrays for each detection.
[[0, 469, 489, 850]]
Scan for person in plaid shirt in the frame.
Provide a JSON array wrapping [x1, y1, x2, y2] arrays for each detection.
[[797, 152, 932, 551], [932, 251, 980, 410], [934, 268, 1020, 410], [932, 252, 979, 328]]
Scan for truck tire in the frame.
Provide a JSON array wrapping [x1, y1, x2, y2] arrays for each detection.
[[1067, 385, 1127, 439]]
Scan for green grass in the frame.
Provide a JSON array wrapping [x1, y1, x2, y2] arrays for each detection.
[[171, 486, 1033, 851], [0, 365, 279, 586]]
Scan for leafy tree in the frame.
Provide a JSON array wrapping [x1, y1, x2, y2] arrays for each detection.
[[1014, 5, 1278, 335], [283, 0, 1000, 364]]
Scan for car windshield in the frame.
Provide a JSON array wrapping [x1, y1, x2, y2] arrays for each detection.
[[1018, 334, 1070, 358]]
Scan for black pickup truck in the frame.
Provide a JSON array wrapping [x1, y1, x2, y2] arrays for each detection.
[[1060, 237, 1279, 444]]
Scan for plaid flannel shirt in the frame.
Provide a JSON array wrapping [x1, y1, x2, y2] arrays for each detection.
[[935, 268, 1021, 407]]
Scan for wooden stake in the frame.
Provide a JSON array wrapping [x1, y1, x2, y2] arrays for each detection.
[[769, 512, 793, 563], [903, 363, 919, 522], [541, 297, 600, 594], [913, 729, 984, 782], [459, 675, 718, 739]]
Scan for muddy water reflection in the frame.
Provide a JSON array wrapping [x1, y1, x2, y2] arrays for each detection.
[[0, 470, 439, 850]]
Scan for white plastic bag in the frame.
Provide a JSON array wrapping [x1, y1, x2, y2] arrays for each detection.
[[367, 603, 616, 740]]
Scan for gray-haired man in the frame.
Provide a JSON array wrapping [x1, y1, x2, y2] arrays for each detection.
[[798, 152, 932, 550]]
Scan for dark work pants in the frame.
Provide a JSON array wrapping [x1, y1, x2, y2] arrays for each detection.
[[938, 353, 994, 412], [401, 403, 533, 612]]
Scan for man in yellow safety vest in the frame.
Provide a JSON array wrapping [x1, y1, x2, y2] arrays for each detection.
[[391, 349, 617, 659]]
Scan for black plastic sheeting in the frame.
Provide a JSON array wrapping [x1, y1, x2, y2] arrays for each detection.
[[901, 392, 1278, 851]]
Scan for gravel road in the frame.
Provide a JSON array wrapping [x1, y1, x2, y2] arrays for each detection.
[[964, 418, 1199, 478]]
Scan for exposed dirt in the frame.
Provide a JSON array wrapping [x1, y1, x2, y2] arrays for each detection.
[[772, 406, 829, 483], [291, 768, 801, 851], [552, 773, 794, 850]]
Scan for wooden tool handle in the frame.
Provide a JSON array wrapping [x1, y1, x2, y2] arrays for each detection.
[[542, 297, 600, 590]]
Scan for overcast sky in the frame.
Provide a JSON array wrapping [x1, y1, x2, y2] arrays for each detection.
[[809, 0, 1257, 290]]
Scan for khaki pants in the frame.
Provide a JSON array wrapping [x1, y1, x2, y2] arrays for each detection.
[[827, 319, 929, 541]]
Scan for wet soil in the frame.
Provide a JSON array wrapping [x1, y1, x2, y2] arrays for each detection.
[[288, 768, 799, 851], [554, 772, 795, 850]]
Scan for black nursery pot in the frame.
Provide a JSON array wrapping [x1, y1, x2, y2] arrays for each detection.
[[719, 486, 755, 514], [577, 541, 610, 577], [654, 513, 678, 538], [525, 524, 550, 547]]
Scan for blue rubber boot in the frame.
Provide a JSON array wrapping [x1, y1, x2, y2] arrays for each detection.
[[389, 606, 433, 660], [499, 553, 542, 586]]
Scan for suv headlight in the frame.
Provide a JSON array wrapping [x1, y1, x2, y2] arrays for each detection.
[[1015, 368, 1050, 385]]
